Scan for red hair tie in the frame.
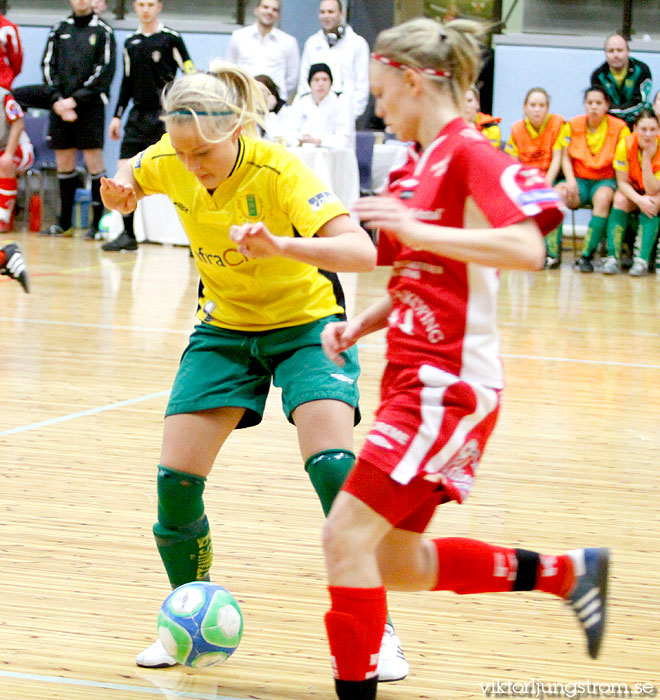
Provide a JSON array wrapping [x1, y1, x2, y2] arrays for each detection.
[[371, 53, 451, 78]]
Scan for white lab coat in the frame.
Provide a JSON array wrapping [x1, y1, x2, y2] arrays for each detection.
[[283, 91, 355, 149]]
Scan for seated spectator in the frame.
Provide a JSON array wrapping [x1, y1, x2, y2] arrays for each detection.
[[284, 63, 354, 148], [464, 86, 501, 148], [254, 74, 289, 142], [557, 85, 629, 273], [0, 87, 34, 232], [602, 109, 660, 277], [505, 87, 568, 268], [591, 32, 652, 128]]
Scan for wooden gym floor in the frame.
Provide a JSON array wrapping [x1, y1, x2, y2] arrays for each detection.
[[0, 231, 658, 699]]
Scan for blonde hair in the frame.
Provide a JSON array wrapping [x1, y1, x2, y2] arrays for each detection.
[[161, 61, 266, 143], [373, 17, 486, 109]]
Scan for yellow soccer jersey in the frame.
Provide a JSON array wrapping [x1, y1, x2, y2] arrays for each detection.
[[134, 134, 350, 331], [614, 138, 660, 180]]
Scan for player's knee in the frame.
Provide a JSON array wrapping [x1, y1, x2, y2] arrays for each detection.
[[156, 464, 206, 530], [305, 449, 355, 516]]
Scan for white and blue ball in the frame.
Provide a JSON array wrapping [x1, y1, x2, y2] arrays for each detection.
[[157, 582, 243, 668]]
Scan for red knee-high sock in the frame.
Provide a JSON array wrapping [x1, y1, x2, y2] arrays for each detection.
[[325, 586, 386, 682], [0, 250, 6, 266], [0, 177, 17, 223], [432, 537, 574, 596], [432, 537, 518, 593]]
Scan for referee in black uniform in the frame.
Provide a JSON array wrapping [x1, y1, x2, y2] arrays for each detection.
[[102, 0, 194, 252], [14, 0, 116, 238]]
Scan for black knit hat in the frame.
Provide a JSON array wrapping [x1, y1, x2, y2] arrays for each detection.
[[308, 62, 333, 85]]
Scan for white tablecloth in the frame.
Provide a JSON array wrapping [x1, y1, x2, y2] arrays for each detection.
[[371, 143, 409, 192], [289, 145, 360, 210], [134, 194, 188, 245]]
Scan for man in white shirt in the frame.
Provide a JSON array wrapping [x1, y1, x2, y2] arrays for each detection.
[[226, 0, 299, 100], [298, 0, 369, 120]]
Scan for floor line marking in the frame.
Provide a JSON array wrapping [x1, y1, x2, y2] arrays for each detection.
[[0, 316, 191, 335], [0, 669, 248, 700], [0, 390, 170, 437], [501, 353, 660, 369]]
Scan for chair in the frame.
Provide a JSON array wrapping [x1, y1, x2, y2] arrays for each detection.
[[21, 109, 88, 228], [355, 130, 375, 196], [21, 109, 57, 226]]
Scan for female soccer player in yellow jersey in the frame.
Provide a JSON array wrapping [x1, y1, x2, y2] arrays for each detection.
[[100, 63, 409, 681]]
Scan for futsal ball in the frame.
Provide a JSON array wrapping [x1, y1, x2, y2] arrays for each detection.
[[157, 582, 244, 668]]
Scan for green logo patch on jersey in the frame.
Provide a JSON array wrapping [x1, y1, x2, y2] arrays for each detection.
[[239, 193, 260, 219]]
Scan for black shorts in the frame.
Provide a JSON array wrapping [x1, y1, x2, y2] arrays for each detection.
[[120, 108, 165, 160], [49, 100, 106, 150]]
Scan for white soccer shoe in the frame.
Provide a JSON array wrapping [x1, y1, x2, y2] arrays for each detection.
[[377, 623, 409, 682], [136, 624, 410, 679], [136, 638, 177, 668]]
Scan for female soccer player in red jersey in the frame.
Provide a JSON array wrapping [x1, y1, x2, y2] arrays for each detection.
[[320, 18, 609, 700]]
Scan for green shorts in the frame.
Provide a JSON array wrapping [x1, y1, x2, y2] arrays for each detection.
[[166, 316, 360, 428], [576, 177, 617, 206]]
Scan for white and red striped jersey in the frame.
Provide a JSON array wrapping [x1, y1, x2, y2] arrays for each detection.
[[378, 117, 563, 388]]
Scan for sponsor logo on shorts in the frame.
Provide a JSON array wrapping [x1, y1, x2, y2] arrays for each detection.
[[330, 373, 355, 385], [372, 421, 410, 446], [308, 191, 336, 211], [366, 434, 394, 450], [423, 438, 480, 500]]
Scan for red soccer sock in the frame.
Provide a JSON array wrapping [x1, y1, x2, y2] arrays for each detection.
[[432, 537, 518, 593], [432, 537, 575, 598], [0, 250, 6, 267], [325, 585, 387, 682], [534, 553, 575, 598], [0, 177, 17, 223]]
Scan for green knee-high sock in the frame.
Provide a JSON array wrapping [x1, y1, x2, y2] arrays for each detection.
[[152, 465, 213, 588], [545, 222, 563, 258], [582, 215, 608, 257], [305, 449, 394, 628], [638, 214, 660, 262], [605, 208, 628, 258]]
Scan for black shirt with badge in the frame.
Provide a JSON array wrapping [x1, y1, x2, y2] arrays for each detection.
[[114, 26, 194, 118]]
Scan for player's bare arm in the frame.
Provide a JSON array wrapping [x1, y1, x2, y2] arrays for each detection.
[[321, 295, 393, 366], [100, 158, 145, 215], [230, 214, 376, 272], [353, 195, 545, 271]]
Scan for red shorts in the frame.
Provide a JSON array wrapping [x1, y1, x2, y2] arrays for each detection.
[[343, 363, 501, 532]]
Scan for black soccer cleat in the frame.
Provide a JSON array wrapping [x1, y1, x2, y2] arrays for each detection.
[[566, 547, 609, 658], [1, 241, 30, 293]]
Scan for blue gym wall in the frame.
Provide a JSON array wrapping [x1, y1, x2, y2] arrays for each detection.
[[10, 0, 322, 174]]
